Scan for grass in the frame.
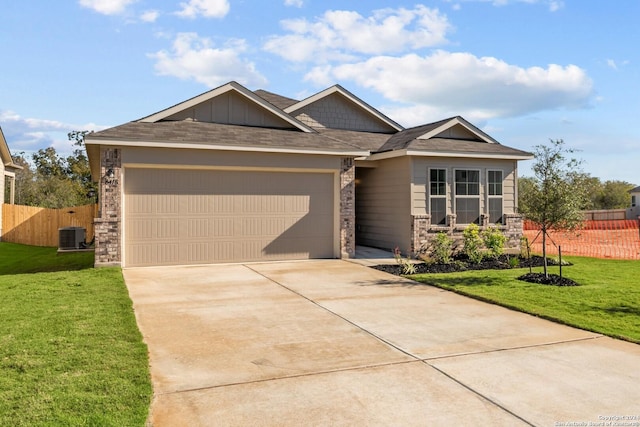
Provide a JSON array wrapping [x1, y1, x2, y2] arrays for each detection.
[[0, 242, 152, 426], [409, 255, 640, 344]]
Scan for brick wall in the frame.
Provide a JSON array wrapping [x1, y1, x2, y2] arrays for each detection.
[[94, 147, 122, 267], [340, 157, 355, 258], [412, 213, 524, 256]]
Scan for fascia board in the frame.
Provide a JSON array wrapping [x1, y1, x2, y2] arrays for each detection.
[[84, 138, 369, 157]]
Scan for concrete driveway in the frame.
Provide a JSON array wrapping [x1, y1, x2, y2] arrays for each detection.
[[123, 260, 640, 426]]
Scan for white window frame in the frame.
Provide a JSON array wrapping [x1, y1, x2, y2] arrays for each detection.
[[428, 168, 447, 225], [454, 168, 481, 225], [487, 169, 504, 225]]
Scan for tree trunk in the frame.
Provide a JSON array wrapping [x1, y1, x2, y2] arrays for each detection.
[[542, 227, 548, 278]]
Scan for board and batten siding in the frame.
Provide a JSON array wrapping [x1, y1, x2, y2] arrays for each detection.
[[356, 156, 412, 251], [411, 157, 518, 219]]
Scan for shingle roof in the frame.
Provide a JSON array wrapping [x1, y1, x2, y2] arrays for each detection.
[[376, 118, 455, 152], [87, 120, 368, 153], [629, 186, 640, 193], [406, 138, 533, 157], [253, 90, 298, 110]]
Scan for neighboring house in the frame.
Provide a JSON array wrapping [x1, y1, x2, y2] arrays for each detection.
[[628, 186, 640, 219], [85, 81, 533, 268], [0, 127, 22, 241]]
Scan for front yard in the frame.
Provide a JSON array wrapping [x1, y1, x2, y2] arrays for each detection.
[[0, 242, 151, 426], [409, 256, 640, 343]]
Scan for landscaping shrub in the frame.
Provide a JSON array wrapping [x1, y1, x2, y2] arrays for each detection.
[[482, 226, 507, 258], [463, 223, 484, 263], [428, 232, 454, 264]]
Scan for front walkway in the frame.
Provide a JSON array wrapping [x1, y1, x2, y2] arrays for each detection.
[[123, 260, 640, 426]]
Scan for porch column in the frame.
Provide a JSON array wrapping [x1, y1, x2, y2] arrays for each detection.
[[94, 147, 122, 267], [411, 214, 430, 255], [340, 157, 355, 258], [504, 213, 524, 251]]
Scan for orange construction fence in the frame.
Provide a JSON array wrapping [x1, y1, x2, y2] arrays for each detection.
[[523, 219, 640, 260]]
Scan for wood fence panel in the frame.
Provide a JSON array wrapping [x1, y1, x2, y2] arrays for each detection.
[[1, 204, 98, 247]]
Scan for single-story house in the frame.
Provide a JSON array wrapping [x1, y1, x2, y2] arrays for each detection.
[[0, 127, 22, 240], [85, 81, 533, 268], [628, 186, 640, 219]]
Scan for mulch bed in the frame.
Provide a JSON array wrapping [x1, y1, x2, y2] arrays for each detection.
[[371, 254, 580, 286]]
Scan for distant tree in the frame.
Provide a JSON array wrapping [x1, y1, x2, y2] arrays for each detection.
[[10, 131, 95, 209], [598, 180, 634, 209], [518, 139, 588, 277], [572, 173, 603, 210]]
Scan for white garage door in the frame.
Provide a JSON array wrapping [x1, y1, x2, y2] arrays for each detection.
[[124, 168, 335, 267]]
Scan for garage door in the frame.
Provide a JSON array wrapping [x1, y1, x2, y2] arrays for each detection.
[[124, 168, 335, 267]]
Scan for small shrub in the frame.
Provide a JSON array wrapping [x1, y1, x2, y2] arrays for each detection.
[[482, 226, 507, 258], [393, 247, 417, 275], [508, 255, 520, 269], [520, 236, 531, 259], [430, 232, 454, 264], [463, 223, 484, 264]]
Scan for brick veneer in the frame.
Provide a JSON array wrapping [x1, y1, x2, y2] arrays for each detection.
[[411, 213, 525, 256], [94, 147, 122, 267], [340, 157, 356, 258]]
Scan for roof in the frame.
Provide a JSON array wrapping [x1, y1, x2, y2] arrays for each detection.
[[0, 127, 23, 172], [629, 186, 640, 193], [253, 89, 298, 110], [87, 121, 368, 155], [86, 81, 534, 173]]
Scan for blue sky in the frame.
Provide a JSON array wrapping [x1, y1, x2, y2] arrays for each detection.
[[1, 0, 638, 183]]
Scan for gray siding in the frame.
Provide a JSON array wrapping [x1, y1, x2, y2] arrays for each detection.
[[412, 157, 518, 221], [356, 157, 412, 251], [294, 93, 394, 133]]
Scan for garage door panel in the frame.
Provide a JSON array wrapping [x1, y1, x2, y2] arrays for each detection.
[[124, 168, 335, 267]]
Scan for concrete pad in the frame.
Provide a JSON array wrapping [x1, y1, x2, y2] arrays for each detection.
[[123, 264, 411, 394], [251, 261, 600, 358], [150, 361, 526, 426], [430, 337, 640, 425]]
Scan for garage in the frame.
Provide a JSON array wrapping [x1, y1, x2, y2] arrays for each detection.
[[124, 168, 336, 267]]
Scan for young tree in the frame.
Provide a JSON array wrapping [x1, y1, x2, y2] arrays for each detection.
[[519, 139, 588, 277]]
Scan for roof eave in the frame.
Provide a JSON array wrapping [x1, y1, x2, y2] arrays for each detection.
[[365, 149, 534, 161], [84, 138, 369, 157]]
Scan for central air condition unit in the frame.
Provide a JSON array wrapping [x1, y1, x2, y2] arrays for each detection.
[[59, 227, 86, 250]]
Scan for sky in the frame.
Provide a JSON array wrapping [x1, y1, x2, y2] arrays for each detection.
[[1, 0, 638, 183]]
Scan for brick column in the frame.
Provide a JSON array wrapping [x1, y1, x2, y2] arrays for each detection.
[[94, 147, 122, 267], [411, 215, 430, 254], [340, 157, 355, 258], [504, 213, 524, 251]]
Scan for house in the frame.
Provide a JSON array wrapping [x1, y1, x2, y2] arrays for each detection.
[[85, 81, 533, 268], [0, 127, 22, 240], [628, 186, 640, 219]]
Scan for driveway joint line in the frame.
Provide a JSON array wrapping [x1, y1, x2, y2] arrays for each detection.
[[420, 334, 605, 362], [154, 359, 421, 397], [243, 264, 421, 362], [424, 361, 536, 426]]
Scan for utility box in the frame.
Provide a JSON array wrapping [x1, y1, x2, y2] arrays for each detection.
[[59, 227, 86, 250]]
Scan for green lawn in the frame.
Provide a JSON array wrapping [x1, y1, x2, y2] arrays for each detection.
[[0, 242, 152, 426], [409, 256, 640, 343]]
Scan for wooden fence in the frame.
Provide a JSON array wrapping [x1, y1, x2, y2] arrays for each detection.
[[1, 204, 98, 247]]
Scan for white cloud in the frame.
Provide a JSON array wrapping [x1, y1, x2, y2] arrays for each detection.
[[140, 10, 160, 22], [0, 110, 107, 154], [284, 0, 303, 7], [306, 51, 593, 124], [78, 0, 137, 15], [264, 5, 452, 63], [446, 0, 564, 12], [149, 33, 267, 88], [175, 0, 230, 19]]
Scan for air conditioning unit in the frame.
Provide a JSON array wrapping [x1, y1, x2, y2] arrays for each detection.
[[59, 227, 86, 250]]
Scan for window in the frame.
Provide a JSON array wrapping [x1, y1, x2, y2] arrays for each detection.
[[487, 170, 503, 224], [429, 169, 447, 225], [632, 195, 636, 208], [454, 169, 480, 224]]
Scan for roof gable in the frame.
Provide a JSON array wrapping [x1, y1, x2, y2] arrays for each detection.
[[253, 89, 298, 110], [285, 85, 403, 133], [139, 81, 314, 133], [416, 116, 498, 144]]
